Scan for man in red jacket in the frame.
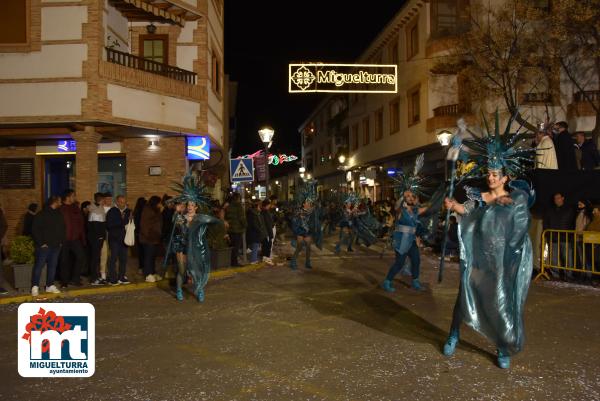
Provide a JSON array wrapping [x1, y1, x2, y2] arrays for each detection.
[[59, 189, 86, 287]]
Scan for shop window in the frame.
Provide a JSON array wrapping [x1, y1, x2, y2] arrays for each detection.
[[389, 99, 400, 134], [362, 117, 370, 146], [406, 20, 419, 60], [0, 158, 34, 189], [98, 157, 127, 197], [351, 124, 359, 150], [140, 34, 168, 65], [408, 85, 421, 126]]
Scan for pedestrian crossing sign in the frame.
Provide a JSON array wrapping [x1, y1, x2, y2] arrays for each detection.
[[230, 158, 254, 183]]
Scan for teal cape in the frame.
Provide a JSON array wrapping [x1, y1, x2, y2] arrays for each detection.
[[456, 181, 534, 355]]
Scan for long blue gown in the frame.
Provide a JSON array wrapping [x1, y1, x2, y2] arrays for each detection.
[[454, 181, 534, 355]]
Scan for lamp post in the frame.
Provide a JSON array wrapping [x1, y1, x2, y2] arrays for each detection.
[[258, 126, 275, 198], [436, 130, 453, 181]]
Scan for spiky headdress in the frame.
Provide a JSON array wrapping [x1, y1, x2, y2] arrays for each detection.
[[391, 153, 427, 197], [459, 110, 536, 180], [170, 169, 212, 206], [297, 179, 317, 205], [343, 191, 360, 206]]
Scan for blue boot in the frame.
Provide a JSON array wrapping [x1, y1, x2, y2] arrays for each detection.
[[197, 289, 205, 303], [334, 244, 340, 255], [381, 279, 395, 293], [443, 334, 459, 356], [412, 279, 422, 291], [290, 258, 297, 270], [305, 261, 312, 269], [176, 288, 183, 302], [497, 350, 511, 369]]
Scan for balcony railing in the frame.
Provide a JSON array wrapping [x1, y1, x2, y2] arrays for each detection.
[[433, 103, 470, 117], [573, 90, 600, 103], [106, 47, 197, 84], [523, 92, 552, 103]]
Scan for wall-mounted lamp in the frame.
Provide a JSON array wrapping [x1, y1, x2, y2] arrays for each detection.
[[436, 130, 453, 147], [148, 137, 160, 150], [146, 23, 157, 34]]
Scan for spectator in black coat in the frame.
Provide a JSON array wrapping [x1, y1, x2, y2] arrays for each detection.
[[0, 205, 8, 295], [574, 132, 600, 170], [106, 195, 132, 285], [260, 200, 274, 264], [133, 197, 147, 272], [246, 200, 267, 264], [22, 203, 38, 237], [543, 192, 575, 278], [31, 196, 66, 296], [552, 121, 577, 171]]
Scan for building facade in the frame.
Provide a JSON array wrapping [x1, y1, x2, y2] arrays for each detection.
[[299, 0, 598, 200], [0, 0, 225, 240]]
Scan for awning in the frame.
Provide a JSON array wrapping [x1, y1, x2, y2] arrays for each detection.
[[109, 0, 202, 27]]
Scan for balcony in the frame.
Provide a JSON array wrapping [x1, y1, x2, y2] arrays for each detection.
[[522, 92, 552, 104], [568, 90, 600, 118], [427, 103, 475, 133], [433, 103, 470, 117], [106, 47, 196, 84]]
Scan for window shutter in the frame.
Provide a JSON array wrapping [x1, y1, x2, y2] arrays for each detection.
[[0, 158, 34, 189]]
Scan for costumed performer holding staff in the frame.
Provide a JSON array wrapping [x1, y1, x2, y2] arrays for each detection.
[[441, 112, 536, 369], [167, 170, 219, 303]]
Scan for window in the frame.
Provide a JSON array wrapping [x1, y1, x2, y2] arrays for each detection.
[[431, 0, 470, 38], [212, 50, 222, 96], [362, 117, 370, 146], [140, 35, 168, 64], [352, 124, 359, 150], [389, 99, 400, 134], [375, 109, 384, 141], [389, 39, 399, 65], [408, 86, 421, 126], [0, 0, 27, 45], [0, 158, 34, 189], [406, 21, 419, 60]]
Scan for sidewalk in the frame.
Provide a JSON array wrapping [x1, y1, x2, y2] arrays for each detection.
[[0, 257, 275, 305]]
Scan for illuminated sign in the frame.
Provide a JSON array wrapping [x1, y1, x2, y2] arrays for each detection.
[[386, 168, 397, 176], [58, 140, 77, 152], [236, 150, 298, 165], [187, 136, 210, 160], [289, 63, 397, 93]]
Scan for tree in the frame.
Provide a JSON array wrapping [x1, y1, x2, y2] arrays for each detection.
[[544, 0, 600, 143], [435, 0, 549, 130]]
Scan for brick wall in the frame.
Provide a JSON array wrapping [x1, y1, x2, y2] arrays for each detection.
[[123, 137, 187, 205], [0, 146, 42, 244]]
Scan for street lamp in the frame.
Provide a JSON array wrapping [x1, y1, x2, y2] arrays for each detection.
[[436, 130, 453, 181], [338, 154, 346, 164], [258, 126, 275, 197]]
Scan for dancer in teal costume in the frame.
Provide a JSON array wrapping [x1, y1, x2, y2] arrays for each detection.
[[442, 112, 536, 369], [167, 170, 219, 303]]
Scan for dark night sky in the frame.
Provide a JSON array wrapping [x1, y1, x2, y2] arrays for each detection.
[[224, 1, 407, 160]]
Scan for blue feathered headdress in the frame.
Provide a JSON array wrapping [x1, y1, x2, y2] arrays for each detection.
[[391, 153, 428, 198], [297, 179, 318, 205], [170, 169, 212, 207], [459, 110, 536, 180]]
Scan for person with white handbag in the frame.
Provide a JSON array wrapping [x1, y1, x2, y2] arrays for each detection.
[[106, 195, 132, 285]]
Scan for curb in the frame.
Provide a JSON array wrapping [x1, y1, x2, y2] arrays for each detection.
[[0, 262, 271, 306]]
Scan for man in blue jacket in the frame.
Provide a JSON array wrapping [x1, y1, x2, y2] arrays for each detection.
[[106, 195, 131, 285]]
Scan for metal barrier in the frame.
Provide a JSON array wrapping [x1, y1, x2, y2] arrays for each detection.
[[535, 229, 600, 281]]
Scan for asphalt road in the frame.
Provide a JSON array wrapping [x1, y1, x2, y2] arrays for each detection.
[[1, 240, 599, 401]]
